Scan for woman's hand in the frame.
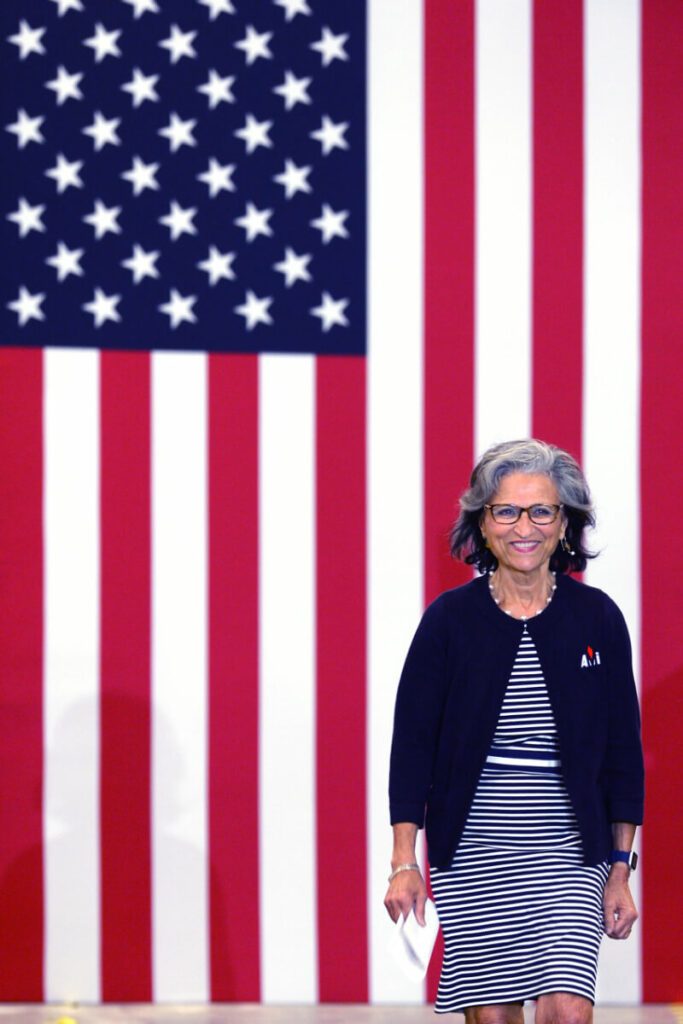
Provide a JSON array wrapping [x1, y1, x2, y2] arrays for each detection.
[[384, 866, 428, 925], [385, 823, 428, 924], [603, 864, 638, 939]]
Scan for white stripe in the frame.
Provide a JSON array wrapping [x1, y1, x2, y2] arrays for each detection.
[[583, 0, 641, 1004], [367, 0, 425, 1004], [486, 755, 561, 768], [151, 353, 208, 1001], [258, 355, 317, 1003], [475, 0, 533, 455], [43, 348, 101, 1002]]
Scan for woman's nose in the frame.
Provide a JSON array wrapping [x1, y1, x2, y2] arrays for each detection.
[[513, 510, 536, 534]]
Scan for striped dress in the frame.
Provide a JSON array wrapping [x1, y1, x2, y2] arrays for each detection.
[[430, 625, 609, 1013]]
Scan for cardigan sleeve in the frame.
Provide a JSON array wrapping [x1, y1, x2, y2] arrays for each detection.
[[388, 595, 452, 827], [602, 595, 645, 825]]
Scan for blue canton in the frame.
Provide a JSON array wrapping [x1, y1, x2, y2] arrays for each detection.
[[1, 0, 366, 354]]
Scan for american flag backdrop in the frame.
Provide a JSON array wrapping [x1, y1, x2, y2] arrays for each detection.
[[0, 0, 681, 1008]]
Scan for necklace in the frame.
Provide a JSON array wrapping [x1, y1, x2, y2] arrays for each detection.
[[488, 570, 557, 621]]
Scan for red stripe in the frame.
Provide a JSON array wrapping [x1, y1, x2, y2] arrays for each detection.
[[424, 0, 475, 1000], [640, 0, 683, 1001], [424, 0, 475, 611], [315, 356, 368, 1001], [0, 348, 44, 999], [100, 352, 153, 1000], [208, 354, 261, 1000], [531, 0, 583, 460]]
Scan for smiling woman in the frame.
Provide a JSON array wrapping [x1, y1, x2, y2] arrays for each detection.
[[385, 439, 644, 1024], [481, 473, 565, 607]]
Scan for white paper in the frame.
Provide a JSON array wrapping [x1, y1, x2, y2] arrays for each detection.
[[389, 897, 439, 981]]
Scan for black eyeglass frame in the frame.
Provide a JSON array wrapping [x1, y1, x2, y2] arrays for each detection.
[[484, 503, 563, 525]]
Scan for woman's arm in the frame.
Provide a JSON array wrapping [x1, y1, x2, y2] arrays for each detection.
[[603, 821, 638, 939], [383, 822, 428, 925]]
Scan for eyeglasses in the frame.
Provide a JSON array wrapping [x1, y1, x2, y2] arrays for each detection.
[[485, 503, 562, 525]]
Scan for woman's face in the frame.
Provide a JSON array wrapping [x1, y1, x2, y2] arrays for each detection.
[[480, 472, 566, 576]]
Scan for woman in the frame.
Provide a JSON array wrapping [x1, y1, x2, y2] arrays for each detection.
[[385, 439, 644, 1024]]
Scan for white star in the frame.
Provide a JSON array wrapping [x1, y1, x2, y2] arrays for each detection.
[[311, 26, 349, 66], [122, 244, 160, 283], [8, 21, 46, 60], [121, 156, 160, 195], [46, 241, 84, 281], [234, 202, 273, 243], [310, 204, 349, 243], [83, 23, 122, 62], [158, 112, 197, 152], [6, 109, 45, 149], [45, 65, 84, 104], [234, 113, 272, 154], [49, 0, 84, 14], [273, 70, 312, 110], [311, 292, 349, 331], [198, 0, 236, 18], [122, 0, 160, 17], [235, 290, 273, 330], [274, 248, 312, 287], [121, 68, 160, 107], [45, 153, 84, 192], [159, 200, 197, 241], [197, 246, 236, 285], [82, 110, 121, 150], [83, 199, 122, 239], [159, 289, 197, 328], [8, 287, 46, 326], [234, 25, 273, 65], [7, 198, 46, 238], [310, 115, 349, 155], [83, 288, 122, 327], [197, 158, 236, 197], [274, 159, 312, 199], [159, 24, 197, 63], [197, 70, 236, 108], [274, 0, 312, 20]]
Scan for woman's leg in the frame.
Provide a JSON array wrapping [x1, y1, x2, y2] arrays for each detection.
[[535, 992, 593, 1024], [464, 1002, 525, 1024]]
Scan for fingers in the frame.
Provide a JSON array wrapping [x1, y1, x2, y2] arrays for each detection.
[[414, 891, 427, 927], [384, 872, 428, 924], [603, 874, 638, 940], [603, 899, 638, 939]]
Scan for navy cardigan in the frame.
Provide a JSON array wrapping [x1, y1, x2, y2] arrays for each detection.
[[389, 573, 644, 870]]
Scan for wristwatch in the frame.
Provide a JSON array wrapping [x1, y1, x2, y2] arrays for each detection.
[[610, 849, 638, 871]]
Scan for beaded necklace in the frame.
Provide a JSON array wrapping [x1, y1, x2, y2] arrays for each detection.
[[488, 570, 557, 621]]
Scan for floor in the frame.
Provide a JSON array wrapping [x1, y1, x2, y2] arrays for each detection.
[[0, 1006, 680, 1024]]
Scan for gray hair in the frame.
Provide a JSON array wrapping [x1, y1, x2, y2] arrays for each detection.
[[450, 438, 596, 574]]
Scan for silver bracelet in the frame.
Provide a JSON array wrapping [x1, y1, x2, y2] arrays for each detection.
[[388, 862, 421, 882]]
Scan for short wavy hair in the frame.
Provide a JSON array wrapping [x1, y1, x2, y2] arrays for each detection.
[[450, 438, 596, 574]]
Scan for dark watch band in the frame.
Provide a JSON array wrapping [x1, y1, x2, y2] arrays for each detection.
[[610, 849, 638, 871]]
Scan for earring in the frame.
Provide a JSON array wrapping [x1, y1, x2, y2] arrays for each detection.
[[561, 536, 575, 556]]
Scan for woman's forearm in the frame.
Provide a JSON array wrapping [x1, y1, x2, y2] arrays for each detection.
[[391, 822, 420, 868], [611, 821, 637, 852]]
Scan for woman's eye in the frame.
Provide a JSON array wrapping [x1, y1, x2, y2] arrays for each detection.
[[496, 506, 517, 520], [530, 505, 552, 521]]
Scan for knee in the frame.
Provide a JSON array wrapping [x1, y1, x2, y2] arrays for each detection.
[[535, 998, 592, 1024], [466, 1007, 524, 1024], [542, 1015, 591, 1024]]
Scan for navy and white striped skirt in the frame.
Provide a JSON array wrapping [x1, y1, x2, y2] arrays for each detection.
[[430, 757, 609, 1014]]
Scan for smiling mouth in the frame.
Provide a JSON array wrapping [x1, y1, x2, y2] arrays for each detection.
[[510, 541, 539, 550]]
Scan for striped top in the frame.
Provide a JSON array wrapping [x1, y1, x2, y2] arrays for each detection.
[[465, 624, 581, 850], [491, 618, 561, 757]]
